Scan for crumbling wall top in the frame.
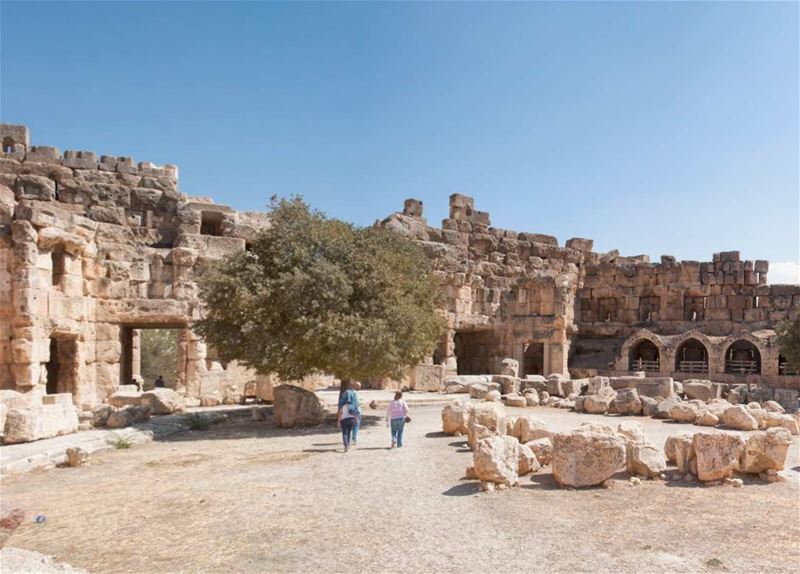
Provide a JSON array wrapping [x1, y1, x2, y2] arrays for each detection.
[[0, 124, 30, 149]]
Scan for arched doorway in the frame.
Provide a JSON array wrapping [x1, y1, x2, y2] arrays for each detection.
[[675, 338, 708, 373], [629, 339, 660, 372], [725, 340, 761, 374]]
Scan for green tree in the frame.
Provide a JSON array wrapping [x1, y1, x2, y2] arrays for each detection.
[[195, 197, 443, 382], [140, 329, 178, 388], [777, 319, 800, 372]]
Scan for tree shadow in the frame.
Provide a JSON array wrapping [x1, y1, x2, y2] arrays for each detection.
[[448, 440, 468, 448], [148, 410, 385, 443], [425, 431, 450, 438], [442, 482, 480, 497]]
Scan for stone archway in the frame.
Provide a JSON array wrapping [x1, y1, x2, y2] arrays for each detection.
[[629, 339, 660, 372], [725, 340, 761, 375], [675, 338, 709, 374]]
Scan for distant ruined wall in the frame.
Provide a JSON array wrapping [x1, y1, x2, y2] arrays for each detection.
[[380, 195, 800, 388]]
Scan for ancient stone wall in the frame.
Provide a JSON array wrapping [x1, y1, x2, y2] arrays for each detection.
[[380, 194, 586, 378], [1, 123, 798, 443], [0, 124, 271, 419], [381, 195, 800, 388]]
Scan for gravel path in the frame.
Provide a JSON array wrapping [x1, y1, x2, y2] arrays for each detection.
[[2, 405, 798, 573]]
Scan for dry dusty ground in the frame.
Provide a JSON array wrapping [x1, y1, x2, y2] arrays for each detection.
[[2, 405, 799, 574]]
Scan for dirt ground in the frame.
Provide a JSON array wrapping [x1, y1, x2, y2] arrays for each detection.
[[2, 405, 799, 574]]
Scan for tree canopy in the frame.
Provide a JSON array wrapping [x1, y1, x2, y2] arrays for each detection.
[[777, 319, 800, 372], [195, 197, 444, 382]]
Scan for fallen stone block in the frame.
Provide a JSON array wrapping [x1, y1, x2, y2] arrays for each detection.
[[442, 400, 473, 435], [693, 432, 745, 482], [551, 428, 626, 488], [473, 435, 521, 487], [720, 405, 758, 431], [273, 385, 326, 428], [740, 428, 792, 474]]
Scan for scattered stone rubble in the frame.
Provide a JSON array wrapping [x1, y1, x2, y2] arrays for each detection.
[[442, 390, 794, 490]]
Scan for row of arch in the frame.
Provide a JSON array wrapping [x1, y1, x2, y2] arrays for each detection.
[[623, 330, 796, 377]]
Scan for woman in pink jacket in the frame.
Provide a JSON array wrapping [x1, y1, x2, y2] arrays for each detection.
[[386, 391, 409, 448]]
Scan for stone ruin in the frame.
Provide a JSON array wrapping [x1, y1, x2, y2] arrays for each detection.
[[0, 123, 798, 442], [443, 399, 795, 490], [380, 195, 800, 391]]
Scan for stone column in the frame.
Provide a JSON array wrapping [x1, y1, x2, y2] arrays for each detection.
[[543, 342, 551, 376], [182, 329, 208, 398], [10, 220, 48, 396], [131, 329, 141, 381]]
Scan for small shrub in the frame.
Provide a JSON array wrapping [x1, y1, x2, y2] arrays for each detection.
[[705, 558, 723, 569], [110, 437, 132, 449]]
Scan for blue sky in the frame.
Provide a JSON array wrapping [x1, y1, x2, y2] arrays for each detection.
[[2, 1, 798, 281]]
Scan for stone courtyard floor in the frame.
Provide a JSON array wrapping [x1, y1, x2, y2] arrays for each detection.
[[1, 404, 798, 574]]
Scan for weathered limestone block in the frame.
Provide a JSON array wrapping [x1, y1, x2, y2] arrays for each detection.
[[705, 398, 732, 419], [517, 442, 540, 476], [610, 388, 642, 416], [551, 428, 626, 488], [562, 379, 587, 396], [683, 380, 715, 402], [586, 376, 609, 395], [469, 383, 489, 400], [617, 421, 646, 445], [472, 435, 520, 487], [720, 405, 758, 431], [692, 432, 745, 482], [142, 388, 186, 415], [503, 394, 525, 408], [513, 415, 550, 443], [669, 402, 699, 424], [584, 386, 616, 414], [627, 442, 667, 478], [546, 375, 566, 397], [467, 402, 506, 449], [524, 389, 540, 407], [695, 412, 720, 427], [763, 400, 785, 414], [740, 428, 792, 474], [441, 400, 472, 435], [411, 364, 444, 392], [492, 375, 519, 395], [91, 405, 114, 427], [272, 385, 326, 428], [654, 397, 681, 420], [499, 358, 519, 377], [640, 395, 658, 417], [664, 432, 697, 475], [3, 404, 79, 444], [525, 437, 553, 466], [106, 409, 133, 428], [727, 384, 749, 405]]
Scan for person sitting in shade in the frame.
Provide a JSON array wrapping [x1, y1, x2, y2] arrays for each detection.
[[154, 375, 166, 388]]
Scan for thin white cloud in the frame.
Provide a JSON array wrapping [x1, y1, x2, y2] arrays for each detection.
[[768, 261, 800, 285]]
